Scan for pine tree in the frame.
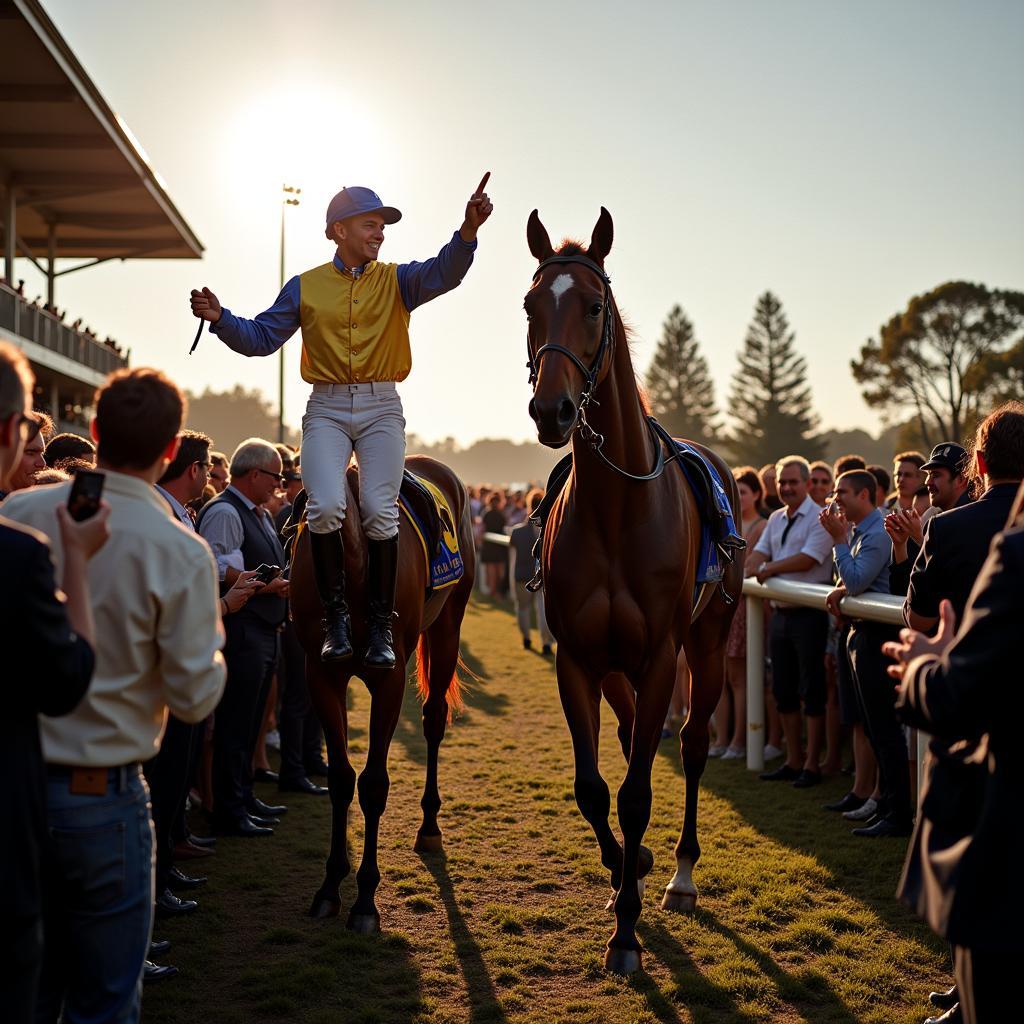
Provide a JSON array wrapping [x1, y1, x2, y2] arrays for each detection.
[[726, 291, 822, 465], [644, 305, 719, 445]]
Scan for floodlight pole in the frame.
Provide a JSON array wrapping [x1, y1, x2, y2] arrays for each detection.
[[278, 184, 301, 443]]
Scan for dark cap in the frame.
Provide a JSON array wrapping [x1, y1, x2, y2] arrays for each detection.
[[921, 442, 969, 473], [324, 186, 402, 238]]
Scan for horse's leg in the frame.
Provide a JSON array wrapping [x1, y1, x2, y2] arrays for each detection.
[[557, 655, 653, 908], [601, 672, 635, 762], [347, 666, 405, 934], [305, 660, 355, 919], [606, 647, 675, 975], [663, 616, 728, 913], [414, 607, 463, 853]]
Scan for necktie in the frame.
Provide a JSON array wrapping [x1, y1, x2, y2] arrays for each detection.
[[780, 511, 800, 549]]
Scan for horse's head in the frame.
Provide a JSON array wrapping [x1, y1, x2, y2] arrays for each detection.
[[524, 207, 614, 448]]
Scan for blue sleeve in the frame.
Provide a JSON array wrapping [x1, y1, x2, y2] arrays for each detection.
[[397, 231, 477, 312], [834, 529, 891, 596], [209, 277, 302, 356]]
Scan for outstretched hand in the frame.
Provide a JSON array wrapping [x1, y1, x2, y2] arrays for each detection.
[[190, 287, 222, 324], [460, 172, 493, 241], [882, 599, 958, 681]]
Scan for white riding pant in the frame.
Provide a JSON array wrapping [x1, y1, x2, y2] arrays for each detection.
[[300, 382, 406, 539]]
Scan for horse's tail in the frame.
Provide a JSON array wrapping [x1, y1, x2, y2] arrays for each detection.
[[414, 635, 470, 722]]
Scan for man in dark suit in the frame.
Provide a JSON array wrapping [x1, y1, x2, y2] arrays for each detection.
[[885, 480, 1024, 1024], [197, 439, 291, 835], [895, 402, 1024, 1023], [0, 342, 107, 1023]]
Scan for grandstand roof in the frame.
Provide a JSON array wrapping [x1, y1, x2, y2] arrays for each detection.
[[0, 0, 203, 261]]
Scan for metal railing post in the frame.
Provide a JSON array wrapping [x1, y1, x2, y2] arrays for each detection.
[[746, 594, 765, 771]]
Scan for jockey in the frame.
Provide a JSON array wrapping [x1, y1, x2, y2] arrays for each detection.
[[190, 175, 493, 668]]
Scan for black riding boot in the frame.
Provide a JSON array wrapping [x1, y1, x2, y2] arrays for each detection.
[[364, 534, 399, 669], [309, 529, 353, 662]]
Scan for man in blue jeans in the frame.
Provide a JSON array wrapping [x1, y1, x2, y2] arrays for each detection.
[[2, 369, 226, 1022]]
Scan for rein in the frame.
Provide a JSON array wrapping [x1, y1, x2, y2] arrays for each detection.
[[527, 253, 675, 483]]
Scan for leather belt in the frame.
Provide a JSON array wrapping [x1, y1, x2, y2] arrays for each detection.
[[311, 381, 396, 395]]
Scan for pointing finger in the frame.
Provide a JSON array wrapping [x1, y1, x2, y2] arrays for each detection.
[[474, 171, 491, 196]]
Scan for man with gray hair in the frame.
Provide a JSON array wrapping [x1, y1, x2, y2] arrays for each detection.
[[197, 438, 291, 837], [748, 455, 834, 788]]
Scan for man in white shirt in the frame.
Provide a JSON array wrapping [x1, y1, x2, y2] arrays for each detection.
[[1, 368, 226, 1023], [748, 455, 834, 788]]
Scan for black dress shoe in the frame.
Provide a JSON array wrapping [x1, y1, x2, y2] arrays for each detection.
[[169, 866, 207, 890], [248, 813, 280, 827], [792, 769, 822, 789], [823, 792, 868, 813], [149, 939, 171, 957], [279, 776, 329, 796], [212, 816, 273, 838], [306, 761, 329, 778], [254, 768, 279, 784], [929, 986, 958, 1011], [143, 961, 179, 983], [155, 889, 198, 917], [852, 816, 913, 838], [184, 833, 217, 849], [247, 796, 287, 817], [759, 763, 800, 782]]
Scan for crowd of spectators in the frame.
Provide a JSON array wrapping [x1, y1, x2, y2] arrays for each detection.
[[0, 345, 330, 1021]]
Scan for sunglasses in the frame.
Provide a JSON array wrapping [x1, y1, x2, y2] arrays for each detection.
[[254, 467, 285, 485]]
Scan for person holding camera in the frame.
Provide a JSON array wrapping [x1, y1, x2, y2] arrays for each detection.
[[196, 438, 290, 836], [2, 367, 226, 1024]]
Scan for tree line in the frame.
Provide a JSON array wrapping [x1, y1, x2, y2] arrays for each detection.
[[645, 281, 1024, 465]]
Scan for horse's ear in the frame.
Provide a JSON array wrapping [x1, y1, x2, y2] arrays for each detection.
[[588, 207, 613, 264], [527, 209, 554, 262]]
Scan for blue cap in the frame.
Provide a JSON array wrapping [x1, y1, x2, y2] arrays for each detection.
[[324, 186, 402, 238]]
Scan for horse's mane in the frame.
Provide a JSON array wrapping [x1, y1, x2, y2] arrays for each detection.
[[551, 242, 649, 413]]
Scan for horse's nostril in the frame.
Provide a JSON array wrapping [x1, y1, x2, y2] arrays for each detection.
[[528, 398, 539, 424], [557, 398, 577, 429]]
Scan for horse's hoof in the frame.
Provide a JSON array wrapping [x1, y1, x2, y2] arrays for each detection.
[[661, 889, 697, 913], [346, 910, 381, 934], [414, 831, 444, 853], [604, 946, 643, 975], [308, 896, 341, 919]]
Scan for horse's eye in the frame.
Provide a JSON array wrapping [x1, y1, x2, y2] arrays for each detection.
[[588, 302, 603, 319]]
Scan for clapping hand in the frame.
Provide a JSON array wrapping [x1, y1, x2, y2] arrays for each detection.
[[882, 599, 958, 681], [818, 502, 849, 543], [889, 506, 924, 547], [460, 172, 493, 240]]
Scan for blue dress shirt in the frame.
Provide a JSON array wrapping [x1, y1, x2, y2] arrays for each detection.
[[834, 507, 890, 596]]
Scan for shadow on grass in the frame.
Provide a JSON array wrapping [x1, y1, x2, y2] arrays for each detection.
[[637, 911, 861, 1024], [653, 743, 939, 950], [421, 850, 509, 1024]]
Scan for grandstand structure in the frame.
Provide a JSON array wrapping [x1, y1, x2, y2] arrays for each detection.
[[0, 0, 202, 433]]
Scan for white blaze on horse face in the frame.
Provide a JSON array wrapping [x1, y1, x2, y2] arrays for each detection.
[[550, 273, 574, 310]]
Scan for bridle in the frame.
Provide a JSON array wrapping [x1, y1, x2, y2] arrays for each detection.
[[526, 253, 674, 482]]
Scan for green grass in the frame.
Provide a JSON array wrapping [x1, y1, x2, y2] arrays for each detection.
[[143, 598, 946, 1024]]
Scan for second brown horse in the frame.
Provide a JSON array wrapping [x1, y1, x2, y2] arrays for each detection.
[[524, 208, 743, 974], [289, 456, 475, 931]]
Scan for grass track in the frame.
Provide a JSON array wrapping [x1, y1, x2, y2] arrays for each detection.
[[143, 598, 946, 1024]]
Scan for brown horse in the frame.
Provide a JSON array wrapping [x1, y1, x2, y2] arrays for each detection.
[[524, 208, 743, 974], [289, 456, 475, 931]]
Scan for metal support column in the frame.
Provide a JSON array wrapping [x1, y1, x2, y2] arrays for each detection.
[[4, 187, 15, 285], [47, 223, 57, 309]]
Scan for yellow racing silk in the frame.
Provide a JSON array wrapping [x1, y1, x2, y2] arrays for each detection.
[[297, 261, 412, 384]]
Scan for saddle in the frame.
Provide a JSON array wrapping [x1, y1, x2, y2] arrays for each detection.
[[528, 418, 745, 613], [281, 470, 463, 592]]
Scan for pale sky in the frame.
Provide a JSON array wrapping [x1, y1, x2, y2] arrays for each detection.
[[19, 0, 1024, 446]]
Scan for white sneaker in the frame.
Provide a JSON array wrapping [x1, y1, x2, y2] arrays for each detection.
[[763, 744, 784, 761], [721, 746, 746, 760], [843, 797, 878, 821], [708, 745, 727, 757]]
